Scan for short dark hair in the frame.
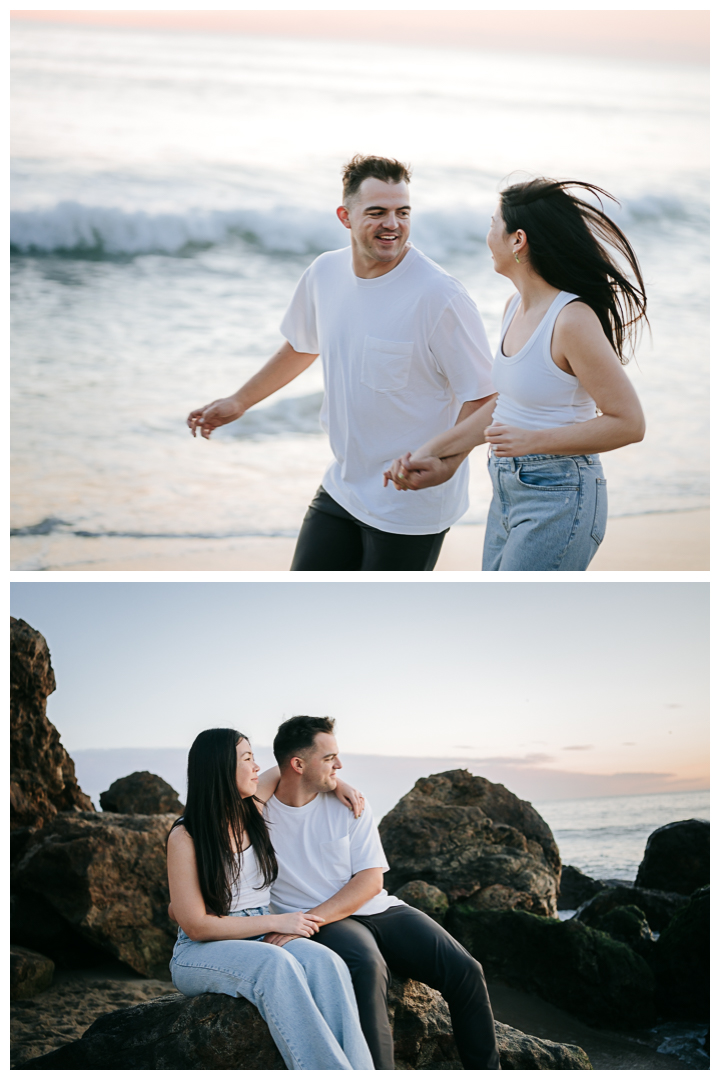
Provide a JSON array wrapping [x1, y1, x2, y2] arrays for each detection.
[[341, 154, 412, 203], [273, 715, 335, 768]]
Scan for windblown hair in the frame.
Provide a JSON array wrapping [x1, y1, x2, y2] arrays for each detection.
[[500, 178, 649, 363], [273, 715, 335, 768], [170, 728, 277, 917], [342, 154, 412, 203]]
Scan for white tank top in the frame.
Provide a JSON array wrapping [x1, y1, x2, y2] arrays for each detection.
[[229, 844, 272, 912], [491, 290, 597, 430]]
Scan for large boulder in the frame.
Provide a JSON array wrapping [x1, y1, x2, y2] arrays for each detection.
[[20, 977, 592, 1070], [10, 946, 55, 1000], [575, 883, 690, 934], [558, 865, 606, 910], [635, 819, 709, 895], [10, 618, 94, 835], [11, 811, 176, 977], [652, 886, 709, 1020], [380, 770, 561, 916], [586, 905, 655, 962], [100, 772, 184, 816], [394, 880, 449, 924], [447, 906, 656, 1030]]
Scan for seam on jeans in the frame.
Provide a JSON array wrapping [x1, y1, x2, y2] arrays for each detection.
[[551, 464, 585, 569], [255, 989, 306, 1070], [170, 957, 255, 985]]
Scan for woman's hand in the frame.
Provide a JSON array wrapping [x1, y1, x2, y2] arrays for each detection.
[[484, 423, 538, 457], [333, 778, 365, 818], [274, 911, 325, 937]]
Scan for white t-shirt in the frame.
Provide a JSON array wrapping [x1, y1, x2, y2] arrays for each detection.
[[280, 244, 495, 535], [265, 793, 406, 917]]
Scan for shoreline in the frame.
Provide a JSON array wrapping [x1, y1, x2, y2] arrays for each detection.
[[10, 508, 709, 572]]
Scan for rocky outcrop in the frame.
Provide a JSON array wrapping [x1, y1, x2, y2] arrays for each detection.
[[10, 618, 94, 834], [380, 770, 561, 916], [447, 906, 656, 1030], [558, 865, 606, 910], [652, 886, 709, 1020], [585, 905, 655, 961], [10, 947, 55, 1000], [11, 811, 176, 977], [100, 772, 184, 816], [394, 880, 449, 923], [20, 977, 592, 1070], [635, 819, 709, 895], [575, 883, 688, 934]]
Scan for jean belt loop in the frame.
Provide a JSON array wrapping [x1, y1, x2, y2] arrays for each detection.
[[584, 455, 594, 465]]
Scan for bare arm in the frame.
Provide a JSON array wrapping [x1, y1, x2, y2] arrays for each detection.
[[485, 302, 645, 457], [256, 768, 364, 818], [263, 868, 384, 947], [166, 825, 323, 942], [384, 395, 497, 490], [187, 340, 319, 439]]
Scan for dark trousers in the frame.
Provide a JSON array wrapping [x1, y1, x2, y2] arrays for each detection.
[[314, 904, 500, 1070], [290, 487, 448, 571]]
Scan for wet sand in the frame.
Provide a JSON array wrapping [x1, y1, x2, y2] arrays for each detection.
[[10, 963, 691, 1070], [10, 508, 709, 572]]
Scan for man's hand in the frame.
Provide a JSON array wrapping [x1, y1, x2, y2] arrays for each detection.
[[383, 452, 461, 491], [484, 422, 537, 457], [263, 932, 301, 948], [187, 395, 245, 439], [334, 778, 365, 818]]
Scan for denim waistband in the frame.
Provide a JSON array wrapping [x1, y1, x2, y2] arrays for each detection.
[[490, 451, 599, 467]]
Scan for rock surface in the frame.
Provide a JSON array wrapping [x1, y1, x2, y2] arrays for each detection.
[[10, 947, 55, 1001], [100, 771, 184, 816], [558, 865, 606, 910], [380, 770, 561, 916], [589, 905, 655, 961], [394, 880, 449, 923], [11, 811, 176, 977], [11, 973, 177, 1068], [20, 977, 592, 1070], [635, 819, 709, 895], [10, 617, 94, 834], [652, 886, 709, 1020], [575, 883, 688, 934], [447, 906, 656, 1030]]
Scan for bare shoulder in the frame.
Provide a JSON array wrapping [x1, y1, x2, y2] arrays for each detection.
[[167, 822, 193, 850], [555, 300, 604, 338]]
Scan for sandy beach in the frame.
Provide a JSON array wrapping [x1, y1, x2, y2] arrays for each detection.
[[10, 962, 689, 1069], [10, 508, 709, 572]]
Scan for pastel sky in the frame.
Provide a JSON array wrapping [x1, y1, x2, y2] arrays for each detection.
[[10, 582, 709, 799], [10, 10, 709, 64]]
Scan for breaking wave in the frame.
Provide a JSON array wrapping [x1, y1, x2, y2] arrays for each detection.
[[10, 192, 704, 260]]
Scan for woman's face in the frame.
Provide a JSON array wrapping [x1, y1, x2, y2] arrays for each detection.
[[235, 738, 260, 798], [486, 201, 515, 275]]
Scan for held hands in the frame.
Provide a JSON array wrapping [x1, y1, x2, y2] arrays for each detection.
[[484, 423, 537, 457], [383, 452, 457, 492], [264, 912, 325, 947], [187, 395, 245, 439], [334, 778, 365, 818]]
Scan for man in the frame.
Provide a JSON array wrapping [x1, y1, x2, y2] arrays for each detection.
[[263, 715, 500, 1070], [188, 154, 496, 570]]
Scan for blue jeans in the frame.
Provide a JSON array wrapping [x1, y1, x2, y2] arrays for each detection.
[[169, 908, 374, 1070], [483, 452, 607, 571]]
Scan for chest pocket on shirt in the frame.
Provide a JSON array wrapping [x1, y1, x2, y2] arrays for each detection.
[[361, 336, 414, 393], [320, 836, 352, 881]]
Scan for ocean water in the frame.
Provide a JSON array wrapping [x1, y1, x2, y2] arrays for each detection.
[[11, 22, 709, 559]]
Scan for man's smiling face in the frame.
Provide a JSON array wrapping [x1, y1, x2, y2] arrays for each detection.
[[338, 176, 411, 271]]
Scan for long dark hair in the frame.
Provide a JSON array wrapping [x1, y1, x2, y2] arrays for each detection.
[[170, 728, 277, 916], [500, 178, 649, 363]]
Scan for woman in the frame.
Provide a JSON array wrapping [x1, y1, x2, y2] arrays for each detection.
[[385, 177, 648, 571], [166, 728, 374, 1071]]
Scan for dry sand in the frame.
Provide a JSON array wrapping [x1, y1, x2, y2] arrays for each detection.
[[10, 509, 709, 572], [10, 962, 691, 1069]]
